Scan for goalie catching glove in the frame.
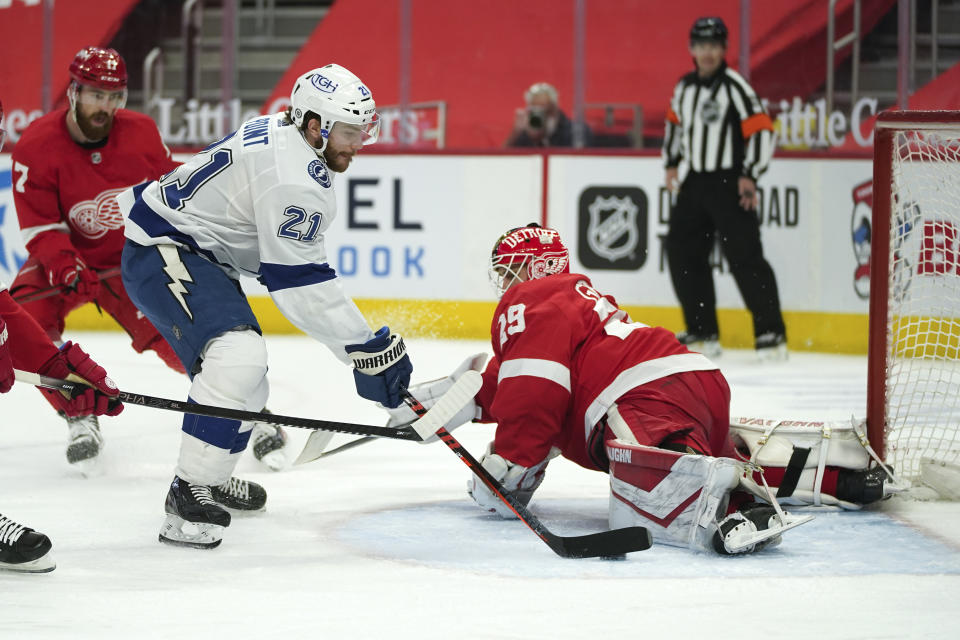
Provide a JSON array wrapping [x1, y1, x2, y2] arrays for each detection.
[[467, 443, 560, 518], [345, 326, 413, 409], [384, 352, 488, 442]]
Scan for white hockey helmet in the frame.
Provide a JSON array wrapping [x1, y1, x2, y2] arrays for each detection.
[[289, 63, 380, 152]]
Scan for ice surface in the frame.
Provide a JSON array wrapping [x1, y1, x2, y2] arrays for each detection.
[[1, 334, 958, 639]]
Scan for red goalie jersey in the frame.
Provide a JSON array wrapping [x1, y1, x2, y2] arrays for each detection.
[[475, 273, 726, 470], [11, 108, 178, 269]]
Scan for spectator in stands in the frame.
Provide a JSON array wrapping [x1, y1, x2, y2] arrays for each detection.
[[506, 82, 592, 147], [662, 17, 787, 362]]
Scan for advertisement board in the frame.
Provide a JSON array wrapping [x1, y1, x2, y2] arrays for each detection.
[[0, 151, 878, 350], [547, 155, 873, 314]]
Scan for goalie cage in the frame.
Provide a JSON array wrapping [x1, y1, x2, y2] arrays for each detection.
[[868, 109, 960, 498]]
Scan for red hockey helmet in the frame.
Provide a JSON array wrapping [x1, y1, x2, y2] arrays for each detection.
[[489, 223, 570, 297], [69, 47, 128, 91]]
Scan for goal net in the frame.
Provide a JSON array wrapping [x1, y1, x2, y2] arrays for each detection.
[[868, 110, 960, 485]]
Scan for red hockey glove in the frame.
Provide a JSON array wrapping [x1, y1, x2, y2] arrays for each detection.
[[0, 317, 14, 393], [36, 341, 123, 417], [44, 251, 100, 300]]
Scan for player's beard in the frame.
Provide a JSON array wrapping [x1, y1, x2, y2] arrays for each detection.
[[76, 107, 114, 141], [323, 145, 355, 173]]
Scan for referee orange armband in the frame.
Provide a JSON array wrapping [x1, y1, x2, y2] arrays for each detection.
[[741, 113, 773, 139]]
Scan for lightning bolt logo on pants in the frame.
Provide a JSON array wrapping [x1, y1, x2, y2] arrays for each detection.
[[158, 245, 194, 320]]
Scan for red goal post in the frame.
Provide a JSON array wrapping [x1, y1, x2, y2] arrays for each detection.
[[868, 110, 960, 483]]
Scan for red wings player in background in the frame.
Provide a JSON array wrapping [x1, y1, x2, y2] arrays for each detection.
[[7, 47, 182, 471], [390, 223, 811, 554], [1, 100, 122, 573]]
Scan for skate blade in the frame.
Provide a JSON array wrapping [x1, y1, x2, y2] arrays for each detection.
[[0, 555, 57, 573], [221, 505, 266, 518], [726, 513, 814, 552], [158, 514, 224, 549], [70, 455, 104, 478], [257, 450, 287, 472]]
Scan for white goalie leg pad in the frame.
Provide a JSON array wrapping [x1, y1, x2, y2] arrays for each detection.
[[607, 441, 741, 552], [731, 416, 905, 509], [385, 352, 488, 442], [176, 330, 270, 486]]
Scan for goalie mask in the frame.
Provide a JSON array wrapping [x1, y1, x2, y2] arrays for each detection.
[[489, 223, 570, 298], [289, 63, 380, 154]]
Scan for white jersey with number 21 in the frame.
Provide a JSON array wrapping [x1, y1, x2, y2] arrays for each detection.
[[118, 112, 373, 361]]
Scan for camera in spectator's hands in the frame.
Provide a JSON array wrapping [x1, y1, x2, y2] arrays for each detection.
[[527, 107, 546, 130]]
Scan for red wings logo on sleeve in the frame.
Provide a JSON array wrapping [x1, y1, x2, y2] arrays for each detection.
[[67, 186, 130, 239]]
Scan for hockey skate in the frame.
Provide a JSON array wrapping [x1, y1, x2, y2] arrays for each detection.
[[836, 466, 895, 505], [159, 476, 232, 549], [250, 417, 288, 471], [63, 413, 103, 475], [755, 332, 788, 362], [713, 502, 812, 554], [676, 331, 722, 359], [0, 513, 55, 573], [211, 477, 267, 514]]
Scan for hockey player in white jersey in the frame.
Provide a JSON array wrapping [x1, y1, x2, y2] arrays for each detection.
[[118, 64, 413, 549]]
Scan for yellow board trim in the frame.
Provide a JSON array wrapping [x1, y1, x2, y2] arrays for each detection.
[[64, 297, 871, 354]]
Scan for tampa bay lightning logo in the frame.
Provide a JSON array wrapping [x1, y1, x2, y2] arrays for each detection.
[[311, 73, 339, 93], [307, 159, 332, 188]]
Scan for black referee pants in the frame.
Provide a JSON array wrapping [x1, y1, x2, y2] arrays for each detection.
[[665, 170, 785, 340]]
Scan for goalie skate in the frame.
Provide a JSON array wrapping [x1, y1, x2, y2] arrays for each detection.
[[251, 419, 288, 471], [159, 476, 231, 549], [211, 477, 267, 514], [64, 413, 103, 475], [714, 503, 813, 554], [0, 514, 55, 573]]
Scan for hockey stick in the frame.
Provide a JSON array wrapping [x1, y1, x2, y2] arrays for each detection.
[[11, 267, 122, 304], [300, 435, 374, 461], [400, 372, 653, 559], [295, 433, 374, 464], [13, 369, 421, 441]]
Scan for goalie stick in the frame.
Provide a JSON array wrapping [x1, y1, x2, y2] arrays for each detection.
[[399, 372, 653, 559], [13, 369, 421, 441]]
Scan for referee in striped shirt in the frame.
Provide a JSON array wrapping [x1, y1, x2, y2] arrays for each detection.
[[662, 16, 787, 361]]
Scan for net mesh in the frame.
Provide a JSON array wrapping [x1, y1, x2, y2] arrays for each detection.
[[885, 127, 960, 479]]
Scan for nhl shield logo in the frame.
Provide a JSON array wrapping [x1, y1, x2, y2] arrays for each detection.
[[577, 186, 648, 270], [586, 195, 639, 261]]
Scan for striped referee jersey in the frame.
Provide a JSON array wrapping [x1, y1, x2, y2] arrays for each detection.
[[662, 61, 774, 181]]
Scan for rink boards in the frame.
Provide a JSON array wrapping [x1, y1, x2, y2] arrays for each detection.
[[0, 151, 902, 352]]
